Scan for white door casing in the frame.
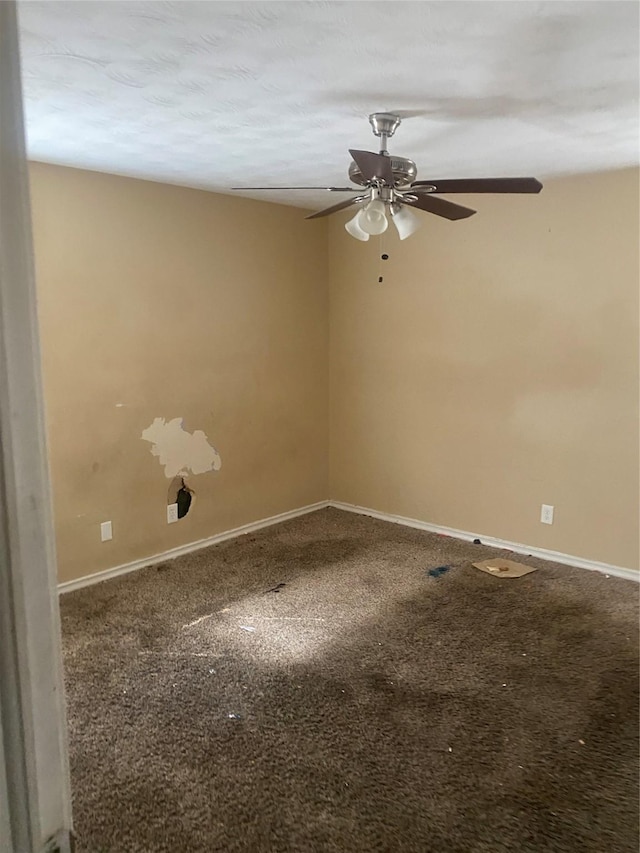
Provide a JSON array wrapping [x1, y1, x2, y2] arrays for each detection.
[[0, 2, 73, 851]]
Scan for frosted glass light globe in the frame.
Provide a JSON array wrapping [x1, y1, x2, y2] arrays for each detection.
[[359, 199, 388, 235]]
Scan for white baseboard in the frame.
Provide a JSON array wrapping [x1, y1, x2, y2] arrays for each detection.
[[57, 501, 330, 594], [329, 500, 639, 582], [58, 498, 638, 593]]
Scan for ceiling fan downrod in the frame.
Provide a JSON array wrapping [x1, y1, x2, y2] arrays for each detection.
[[368, 112, 401, 155]]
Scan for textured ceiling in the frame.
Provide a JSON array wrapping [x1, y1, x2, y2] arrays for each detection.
[[18, 0, 639, 210]]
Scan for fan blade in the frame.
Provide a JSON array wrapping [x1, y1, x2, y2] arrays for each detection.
[[231, 186, 360, 191], [306, 196, 364, 220], [349, 149, 394, 184], [401, 195, 476, 221], [412, 177, 543, 194]]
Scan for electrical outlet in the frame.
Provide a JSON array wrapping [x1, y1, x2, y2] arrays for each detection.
[[540, 504, 554, 525], [167, 503, 178, 524], [100, 520, 112, 541]]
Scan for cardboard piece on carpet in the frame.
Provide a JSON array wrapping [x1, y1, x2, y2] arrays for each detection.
[[473, 558, 538, 578]]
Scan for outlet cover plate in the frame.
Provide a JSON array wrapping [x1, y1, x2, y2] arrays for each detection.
[[100, 520, 112, 541], [167, 503, 178, 524], [540, 504, 554, 525]]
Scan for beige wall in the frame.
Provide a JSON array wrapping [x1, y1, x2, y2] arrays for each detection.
[[329, 168, 639, 570], [30, 163, 639, 581], [30, 163, 328, 583]]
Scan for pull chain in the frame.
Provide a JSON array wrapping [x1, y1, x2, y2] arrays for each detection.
[[378, 231, 389, 283]]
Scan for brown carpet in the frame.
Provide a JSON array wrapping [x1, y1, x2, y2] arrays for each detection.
[[60, 508, 639, 853]]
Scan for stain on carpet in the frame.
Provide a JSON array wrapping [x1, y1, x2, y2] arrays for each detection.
[[60, 508, 639, 852]]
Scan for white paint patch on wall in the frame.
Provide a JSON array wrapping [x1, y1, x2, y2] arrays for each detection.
[[141, 417, 222, 479]]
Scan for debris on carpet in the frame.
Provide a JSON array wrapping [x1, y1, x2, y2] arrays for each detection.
[[427, 565, 451, 578], [473, 558, 538, 578]]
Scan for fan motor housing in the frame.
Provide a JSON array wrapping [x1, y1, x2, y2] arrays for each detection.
[[348, 155, 417, 188]]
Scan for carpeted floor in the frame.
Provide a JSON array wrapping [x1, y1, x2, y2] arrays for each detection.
[[60, 508, 639, 852]]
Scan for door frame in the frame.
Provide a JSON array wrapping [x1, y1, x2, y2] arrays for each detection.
[[0, 2, 73, 851]]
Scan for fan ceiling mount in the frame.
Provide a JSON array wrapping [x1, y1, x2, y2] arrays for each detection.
[[232, 113, 543, 241]]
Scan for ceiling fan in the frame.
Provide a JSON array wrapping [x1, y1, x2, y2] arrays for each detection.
[[232, 113, 543, 241]]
